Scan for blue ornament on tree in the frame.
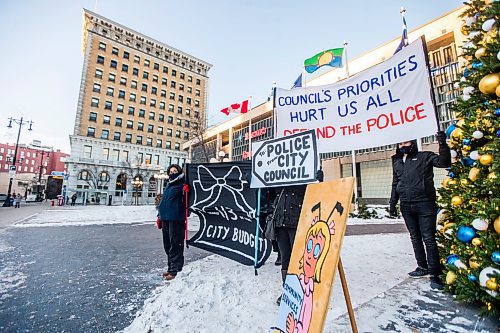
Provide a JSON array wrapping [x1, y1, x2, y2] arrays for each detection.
[[457, 226, 476, 243], [495, 108, 500, 117], [463, 138, 471, 146], [449, 172, 455, 178], [461, 157, 475, 167], [471, 62, 483, 69], [463, 68, 471, 77], [492, 251, 500, 265], [446, 124, 457, 139], [446, 254, 459, 266], [468, 274, 477, 282], [496, 129, 500, 138]]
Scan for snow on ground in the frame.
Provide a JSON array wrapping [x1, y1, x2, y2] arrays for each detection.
[[123, 233, 415, 333], [0, 261, 30, 301], [348, 205, 404, 225]]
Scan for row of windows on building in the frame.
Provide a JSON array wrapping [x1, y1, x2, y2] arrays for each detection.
[[97, 41, 202, 84], [85, 127, 184, 150], [82, 145, 182, 165], [88, 112, 193, 130], [92, 79, 201, 98], [89, 95, 200, 117], [1, 164, 44, 173], [0, 154, 47, 167], [0, 147, 41, 158]]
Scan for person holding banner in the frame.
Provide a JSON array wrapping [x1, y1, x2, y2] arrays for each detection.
[[157, 164, 189, 281], [389, 132, 450, 290]]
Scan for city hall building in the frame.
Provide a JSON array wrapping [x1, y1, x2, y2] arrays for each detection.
[[184, 6, 465, 204], [66, 9, 212, 204]]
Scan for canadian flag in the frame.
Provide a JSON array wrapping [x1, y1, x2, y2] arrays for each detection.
[[220, 99, 249, 116]]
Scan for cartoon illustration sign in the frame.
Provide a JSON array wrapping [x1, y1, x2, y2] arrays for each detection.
[[273, 177, 355, 333], [186, 161, 272, 267], [251, 130, 319, 188]]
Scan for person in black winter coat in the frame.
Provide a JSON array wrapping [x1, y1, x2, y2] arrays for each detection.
[[157, 164, 189, 281], [389, 131, 450, 290]]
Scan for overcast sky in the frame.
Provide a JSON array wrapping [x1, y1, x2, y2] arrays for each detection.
[[0, 0, 462, 152]]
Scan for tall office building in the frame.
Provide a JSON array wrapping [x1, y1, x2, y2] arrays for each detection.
[[66, 9, 212, 204]]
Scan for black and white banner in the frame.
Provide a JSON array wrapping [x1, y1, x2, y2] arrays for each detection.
[[186, 161, 272, 267]]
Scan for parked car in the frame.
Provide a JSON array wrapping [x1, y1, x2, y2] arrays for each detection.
[[0, 194, 7, 202], [26, 194, 37, 203]]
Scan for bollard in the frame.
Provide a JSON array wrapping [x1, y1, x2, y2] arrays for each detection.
[[51, 200, 55, 206]]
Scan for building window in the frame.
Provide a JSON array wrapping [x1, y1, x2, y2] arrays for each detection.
[[188, 75, 193, 82], [180, 73, 185, 80], [159, 114, 164, 122], [177, 106, 182, 114], [123, 51, 129, 59], [156, 139, 162, 148], [108, 73, 115, 82], [172, 69, 177, 77], [134, 55, 140, 64], [103, 115, 111, 124], [185, 120, 190, 128], [122, 150, 129, 161], [161, 78, 167, 85], [105, 101, 112, 110], [122, 64, 128, 72], [118, 90, 125, 99], [179, 84, 184, 91], [153, 75, 158, 83], [112, 47, 118, 55], [110, 60, 117, 68], [117, 104, 124, 112], [101, 129, 109, 139], [185, 108, 191, 115], [102, 148, 109, 160], [148, 112, 155, 120], [194, 111, 199, 118], [145, 153, 152, 164], [174, 143, 180, 150], [168, 116, 173, 124], [176, 130, 181, 138], [158, 126, 163, 135], [146, 138, 152, 147], [115, 118, 122, 127], [168, 104, 174, 112], [130, 93, 136, 102], [139, 109, 145, 117], [187, 87, 192, 94], [144, 59, 150, 67], [138, 122, 144, 131], [143, 71, 149, 79], [159, 101, 165, 110], [169, 92, 175, 100], [194, 100, 200, 107], [140, 96, 146, 105], [167, 128, 172, 137], [125, 133, 132, 142], [163, 66, 168, 74], [78, 170, 90, 180], [89, 112, 97, 122], [99, 42, 106, 51], [166, 141, 171, 149], [195, 89, 200, 96], [196, 79, 201, 85], [114, 132, 121, 141], [150, 99, 156, 107], [154, 63, 159, 70], [120, 77, 127, 86], [136, 135, 143, 144], [133, 68, 139, 76], [160, 89, 166, 98], [128, 106, 135, 115], [186, 97, 192, 105], [131, 80, 137, 89], [184, 132, 189, 140], [177, 119, 182, 126], [126, 120, 133, 129], [93, 83, 101, 93], [87, 127, 95, 137], [178, 95, 183, 103], [97, 55, 105, 64], [106, 87, 114, 96], [142, 83, 148, 92], [91, 97, 99, 107], [151, 87, 157, 95], [95, 69, 103, 79], [111, 149, 119, 161]]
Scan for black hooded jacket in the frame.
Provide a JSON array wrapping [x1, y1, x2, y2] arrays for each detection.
[[390, 140, 451, 204]]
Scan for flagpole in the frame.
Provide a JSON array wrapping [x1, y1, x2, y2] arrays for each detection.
[[254, 187, 262, 275], [248, 95, 252, 160], [272, 82, 277, 139], [344, 40, 358, 207]]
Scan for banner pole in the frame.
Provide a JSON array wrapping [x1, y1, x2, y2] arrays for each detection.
[[272, 83, 277, 139], [338, 257, 358, 333], [420, 35, 441, 132], [254, 187, 262, 275]]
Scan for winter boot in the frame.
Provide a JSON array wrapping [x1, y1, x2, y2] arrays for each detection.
[[276, 269, 287, 305], [274, 251, 282, 266]]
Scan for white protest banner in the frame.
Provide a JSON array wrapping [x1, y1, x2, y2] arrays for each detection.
[[276, 37, 438, 153], [251, 130, 319, 188]]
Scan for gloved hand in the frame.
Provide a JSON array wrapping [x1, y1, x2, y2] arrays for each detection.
[[156, 217, 162, 229], [436, 131, 447, 145], [316, 169, 324, 182], [183, 184, 190, 193], [389, 203, 398, 217]]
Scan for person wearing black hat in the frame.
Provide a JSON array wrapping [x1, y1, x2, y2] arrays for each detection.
[[157, 164, 189, 280], [389, 132, 450, 290]]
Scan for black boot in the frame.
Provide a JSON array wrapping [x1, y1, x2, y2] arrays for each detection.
[[276, 269, 287, 305], [274, 251, 282, 266]]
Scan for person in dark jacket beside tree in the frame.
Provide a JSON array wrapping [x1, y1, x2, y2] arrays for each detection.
[[157, 164, 189, 281], [389, 131, 451, 290]]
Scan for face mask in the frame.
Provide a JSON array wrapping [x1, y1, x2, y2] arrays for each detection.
[[399, 146, 411, 154]]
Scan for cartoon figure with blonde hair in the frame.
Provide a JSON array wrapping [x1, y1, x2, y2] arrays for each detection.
[[286, 201, 343, 333]]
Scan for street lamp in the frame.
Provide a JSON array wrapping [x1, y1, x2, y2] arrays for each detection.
[[218, 150, 226, 162], [3, 117, 33, 207], [153, 170, 167, 194], [131, 176, 143, 206]]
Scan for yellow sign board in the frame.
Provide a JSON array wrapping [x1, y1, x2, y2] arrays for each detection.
[[274, 177, 355, 333]]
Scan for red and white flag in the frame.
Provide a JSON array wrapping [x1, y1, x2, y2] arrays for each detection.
[[220, 99, 249, 116]]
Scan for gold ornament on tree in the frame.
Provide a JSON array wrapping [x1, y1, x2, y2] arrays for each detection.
[[479, 154, 494, 166], [469, 167, 480, 181], [478, 73, 500, 94], [486, 279, 498, 291], [446, 270, 457, 285], [475, 47, 487, 58], [494, 216, 500, 234], [451, 196, 464, 206], [472, 238, 482, 246], [469, 256, 481, 269]]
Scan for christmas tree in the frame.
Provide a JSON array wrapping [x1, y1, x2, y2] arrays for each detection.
[[437, 0, 499, 316]]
